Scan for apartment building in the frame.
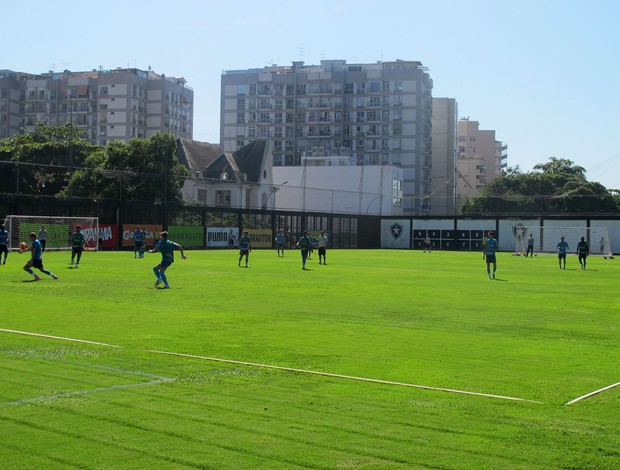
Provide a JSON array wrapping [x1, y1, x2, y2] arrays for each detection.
[[430, 98, 458, 215], [0, 67, 193, 145], [220, 59, 433, 214], [455, 118, 508, 208]]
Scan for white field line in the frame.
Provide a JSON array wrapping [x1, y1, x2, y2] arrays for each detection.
[[147, 349, 544, 404], [0, 328, 121, 348], [0, 327, 544, 404], [564, 381, 620, 406], [0, 363, 175, 407]]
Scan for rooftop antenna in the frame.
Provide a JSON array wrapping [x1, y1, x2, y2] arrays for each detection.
[[298, 48, 305, 61]]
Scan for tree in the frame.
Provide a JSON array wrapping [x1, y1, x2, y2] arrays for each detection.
[[461, 157, 619, 215]]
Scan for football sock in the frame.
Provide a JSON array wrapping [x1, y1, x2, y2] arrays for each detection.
[[160, 272, 168, 286], [153, 266, 161, 279], [26, 268, 34, 275]]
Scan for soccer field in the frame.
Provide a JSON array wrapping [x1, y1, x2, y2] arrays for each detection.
[[1, 249, 619, 469]]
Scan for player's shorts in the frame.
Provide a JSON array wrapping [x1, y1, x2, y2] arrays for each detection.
[[277, 243, 284, 249], [318, 247, 326, 256], [0, 245, 8, 254], [578, 254, 587, 261], [72, 247, 83, 254], [33, 259, 44, 270], [159, 259, 173, 269], [300, 249, 309, 259], [558, 253, 567, 259], [239, 249, 249, 256], [485, 254, 496, 263]]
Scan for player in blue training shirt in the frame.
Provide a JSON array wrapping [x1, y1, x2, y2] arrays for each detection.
[[484, 230, 498, 279], [0, 224, 9, 265], [238, 231, 252, 267], [21, 232, 58, 281], [149, 231, 186, 289], [275, 230, 285, 257], [557, 236, 569, 269], [134, 225, 147, 258], [70, 225, 86, 268]]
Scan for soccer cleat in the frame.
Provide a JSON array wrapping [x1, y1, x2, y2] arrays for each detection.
[[155, 279, 162, 287], [52, 275, 58, 280], [492, 273, 495, 279], [34, 275, 41, 281], [163, 285, 170, 289]]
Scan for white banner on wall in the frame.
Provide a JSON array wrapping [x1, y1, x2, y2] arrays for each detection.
[[206, 227, 238, 247], [381, 219, 411, 248]]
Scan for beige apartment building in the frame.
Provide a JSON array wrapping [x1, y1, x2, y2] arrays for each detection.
[[220, 59, 433, 215], [455, 118, 507, 208], [0, 67, 193, 145], [430, 98, 458, 215]]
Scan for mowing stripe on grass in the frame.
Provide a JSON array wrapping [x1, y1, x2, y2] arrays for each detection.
[[0, 328, 121, 348], [146, 349, 544, 404], [564, 381, 620, 406], [0, 328, 544, 404]]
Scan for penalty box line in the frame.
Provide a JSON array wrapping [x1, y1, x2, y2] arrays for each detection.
[[146, 349, 544, 404], [0, 328, 543, 404]]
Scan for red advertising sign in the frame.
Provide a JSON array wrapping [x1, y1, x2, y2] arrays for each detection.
[[122, 224, 162, 248]]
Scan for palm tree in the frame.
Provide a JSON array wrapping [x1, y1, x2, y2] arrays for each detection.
[[533, 157, 586, 179]]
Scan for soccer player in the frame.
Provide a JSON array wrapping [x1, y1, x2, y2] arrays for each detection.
[[525, 234, 535, 258], [149, 231, 186, 289], [275, 230, 285, 257], [557, 236, 569, 269], [70, 225, 85, 268], [317, 231, 328, 265], [576, 236, 589, 270], [0, 224, 9, 265], [296, 230, 313, 270], [21, 232, 58, 281], [484, 230, 498, 279], [134, 225, 146, 258], [424, 235, 432, 253], [238, 231, 252, 267], [38, 225, 48, 252], [600, 237, 606, 256]]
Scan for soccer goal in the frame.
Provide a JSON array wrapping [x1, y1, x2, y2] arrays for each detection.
[[534, 226, 613, 257], [3, 215, 99, 251]]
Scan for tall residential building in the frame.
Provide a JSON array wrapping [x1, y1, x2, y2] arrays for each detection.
[[455, 118, 508, 208], [220, 60, 433, 214], [430, 98, 458, 215], [0, 67, 193, 145]]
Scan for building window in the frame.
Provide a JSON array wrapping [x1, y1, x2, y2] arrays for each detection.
[[197, 189, 208, 203], [215, 190, 231, 207]]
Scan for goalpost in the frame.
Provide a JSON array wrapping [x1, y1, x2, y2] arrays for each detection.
[[532, 226, 613, 258], [3, 215, 99, 251]]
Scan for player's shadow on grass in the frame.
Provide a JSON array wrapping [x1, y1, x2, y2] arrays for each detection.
[[493, 278, 508, 282], [21, 279, 37, 283]]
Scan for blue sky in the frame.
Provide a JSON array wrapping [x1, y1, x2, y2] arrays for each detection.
[[6, 0, 620, 188]]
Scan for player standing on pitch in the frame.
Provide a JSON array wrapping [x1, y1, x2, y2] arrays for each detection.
[[576, 236, 589, 270], [70, 225, 86, 268], [238, 231, 252, 267], [21, 232, 58, 281], [317, 230, 328, 265], [484, 231, 498, 279], [149, 231, 186, 289], [296, 230, 313, 270], [0, 224, 9, 265], [275, 230, 285, 257], [557, 236, 569, 269]]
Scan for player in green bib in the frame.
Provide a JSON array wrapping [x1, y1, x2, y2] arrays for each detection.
[[576, 236, 589, 270], [149, 231, 186, 288], [296, 230, 313, 270]]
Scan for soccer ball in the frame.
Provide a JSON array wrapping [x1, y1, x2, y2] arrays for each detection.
[[20, 242, 28, 251]]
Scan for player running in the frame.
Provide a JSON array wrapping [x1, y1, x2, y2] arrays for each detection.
[[484, 231, 498, 279], [134, 225, 147, 258], [21, 232, 58, 281], [557, 236, 569, 269], [149, 231, 186, 289], [576, 236, 589, 270], [70, 225, 86, 268], [0, 224, 9, 265]]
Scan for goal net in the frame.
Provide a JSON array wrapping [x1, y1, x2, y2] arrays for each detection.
[[3, 215, 99, 251], [524, 226, 613, 257]]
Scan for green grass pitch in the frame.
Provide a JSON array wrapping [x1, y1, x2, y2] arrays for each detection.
[[1, 248, 619, 469]]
